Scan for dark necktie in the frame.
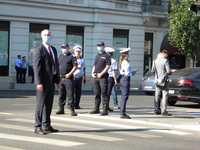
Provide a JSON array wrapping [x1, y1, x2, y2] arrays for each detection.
[[48, 46, 55, 72]]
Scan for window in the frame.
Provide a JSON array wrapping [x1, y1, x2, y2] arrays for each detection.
[[0, 21, 9, 76], [144, 33, 153, 75], [113, 29, 129, 61], [29, 23, 49, 75], [66, 26, 84, 56]]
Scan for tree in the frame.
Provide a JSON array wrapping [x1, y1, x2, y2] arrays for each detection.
[[168, 0, 200, 66]]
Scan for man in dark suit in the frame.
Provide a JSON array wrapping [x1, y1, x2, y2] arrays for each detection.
[[33, 29, 60, 135]]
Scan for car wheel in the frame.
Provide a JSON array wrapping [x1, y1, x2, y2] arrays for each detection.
[[144, 91, 154, 95], [168, 99, 177, 106]]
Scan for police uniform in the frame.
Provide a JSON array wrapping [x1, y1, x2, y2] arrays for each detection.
[[105, 47, 118, 111], [73, 45, 86, 109], [15, 55, 22, 83], [21, 56, 29, 83], [90, 41, 111, 116], [56, 43, 78, 116], [119, 48, 132, 119]]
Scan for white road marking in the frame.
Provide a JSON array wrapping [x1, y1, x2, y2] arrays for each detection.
[[78, 114, 197, 131], [51, 116, 191, 135], [0, 145, 26, 150], [0, 112, 12, 115], [109, 131, 162, 138], [7, 117, 193, 136], [150, 130, 192, 135], [51, 116, 148, 130], [0, 123, 122, 141], [7, 118, 102, 131], [0, 133, 84, 147], [54, 132, 123, 141]]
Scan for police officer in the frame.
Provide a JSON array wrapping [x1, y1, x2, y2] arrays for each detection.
[[119, 48, 136, 119], [15, 55, 22, 83], [56, 43, 78, 116], [105, 47, 118, 112], [73, 45, 86, 109], [21, 56, 29, 83], [90, 41, 111, 116]]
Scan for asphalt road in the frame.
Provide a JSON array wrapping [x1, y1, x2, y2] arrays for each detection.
[[0, 92, 200, 150]]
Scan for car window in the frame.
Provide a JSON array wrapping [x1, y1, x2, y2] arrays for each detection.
[[145, 71, 155, 76], [171, 67, 200, 77]]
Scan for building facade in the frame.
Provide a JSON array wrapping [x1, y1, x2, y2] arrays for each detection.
[[0, 0, 170, 85]]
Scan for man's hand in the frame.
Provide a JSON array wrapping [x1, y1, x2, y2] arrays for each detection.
[[83, 78, 86, 84], [97, 73, 102, 79], [114, 79, 117, 85], [37, 84, 43, 91], [92, 73, 97, 79], [65, 74, 71, 79], [132, 72, 136, 76]]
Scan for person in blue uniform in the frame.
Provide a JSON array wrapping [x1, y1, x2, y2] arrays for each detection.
[[21, 56, 29, 83], [73, 45, 86, 109], [56, 43, 78, 116], [112, 84, 120, 109], [90, 41, 111, 116], [105, 47, 118, 112], [15, 55, 22, 83], [119, 48, 136, 119]]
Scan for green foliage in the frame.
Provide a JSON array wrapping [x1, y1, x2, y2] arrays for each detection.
[[168, 0, 200, 60]]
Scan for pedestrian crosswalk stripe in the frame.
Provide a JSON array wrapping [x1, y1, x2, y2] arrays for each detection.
[[0, 112, 12, 115], [7, 117, 192, 136], [0, 133, 84, 147], [7, 118, 103, 131], [0, 145, 25, 150], [0, 123, 122, 141], [54, 132, 123, 141], [51, 116, 192, 136], [77, 114, 193, 135], [51, 116, 148, 130], [109, 131, 162, 138], [150, 130, 192, 135]]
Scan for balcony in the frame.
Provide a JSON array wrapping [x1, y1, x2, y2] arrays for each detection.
[[142, 0, 170, 12]]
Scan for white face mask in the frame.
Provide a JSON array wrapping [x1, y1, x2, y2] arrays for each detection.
[[61, 49, 68, 53], [128, 55, 130, 60]]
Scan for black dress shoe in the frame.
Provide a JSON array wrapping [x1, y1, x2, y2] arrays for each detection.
[[75, 106, 82, 109], [43, 126, 59, 132], [120, 114, 131, 119], [161, 111, 172, 116], [154, 112, 161, 115], [34, 128, 46, 135], [107, 107, 113, 112]]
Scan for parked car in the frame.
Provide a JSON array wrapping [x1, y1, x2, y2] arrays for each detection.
[[168, 67, 200, 106], [140, 67, 200, 106], [139, 71, 155, 95]]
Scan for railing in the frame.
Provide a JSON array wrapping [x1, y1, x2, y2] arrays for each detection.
[[142, 0, 170, 12]]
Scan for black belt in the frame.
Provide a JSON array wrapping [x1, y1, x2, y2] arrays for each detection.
[[74, 75, 82, 78], [60, 75, 66, 78], [122, 75, 130, 78]]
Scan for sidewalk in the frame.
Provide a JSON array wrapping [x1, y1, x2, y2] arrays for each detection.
[[0, 82, 140, 92], [0, 82, 200, 132]]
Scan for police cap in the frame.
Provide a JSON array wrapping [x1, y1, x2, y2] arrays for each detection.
[[105, 47, 115, 53], [61, 43, 69, 48], [73, 45, 82, 51], [97, 41, 105, 46], [120, 48, 131, 54]]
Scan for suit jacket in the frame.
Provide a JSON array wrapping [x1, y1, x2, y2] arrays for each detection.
[[151, 56, 171, 82], [33, 44, 60, 85]]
